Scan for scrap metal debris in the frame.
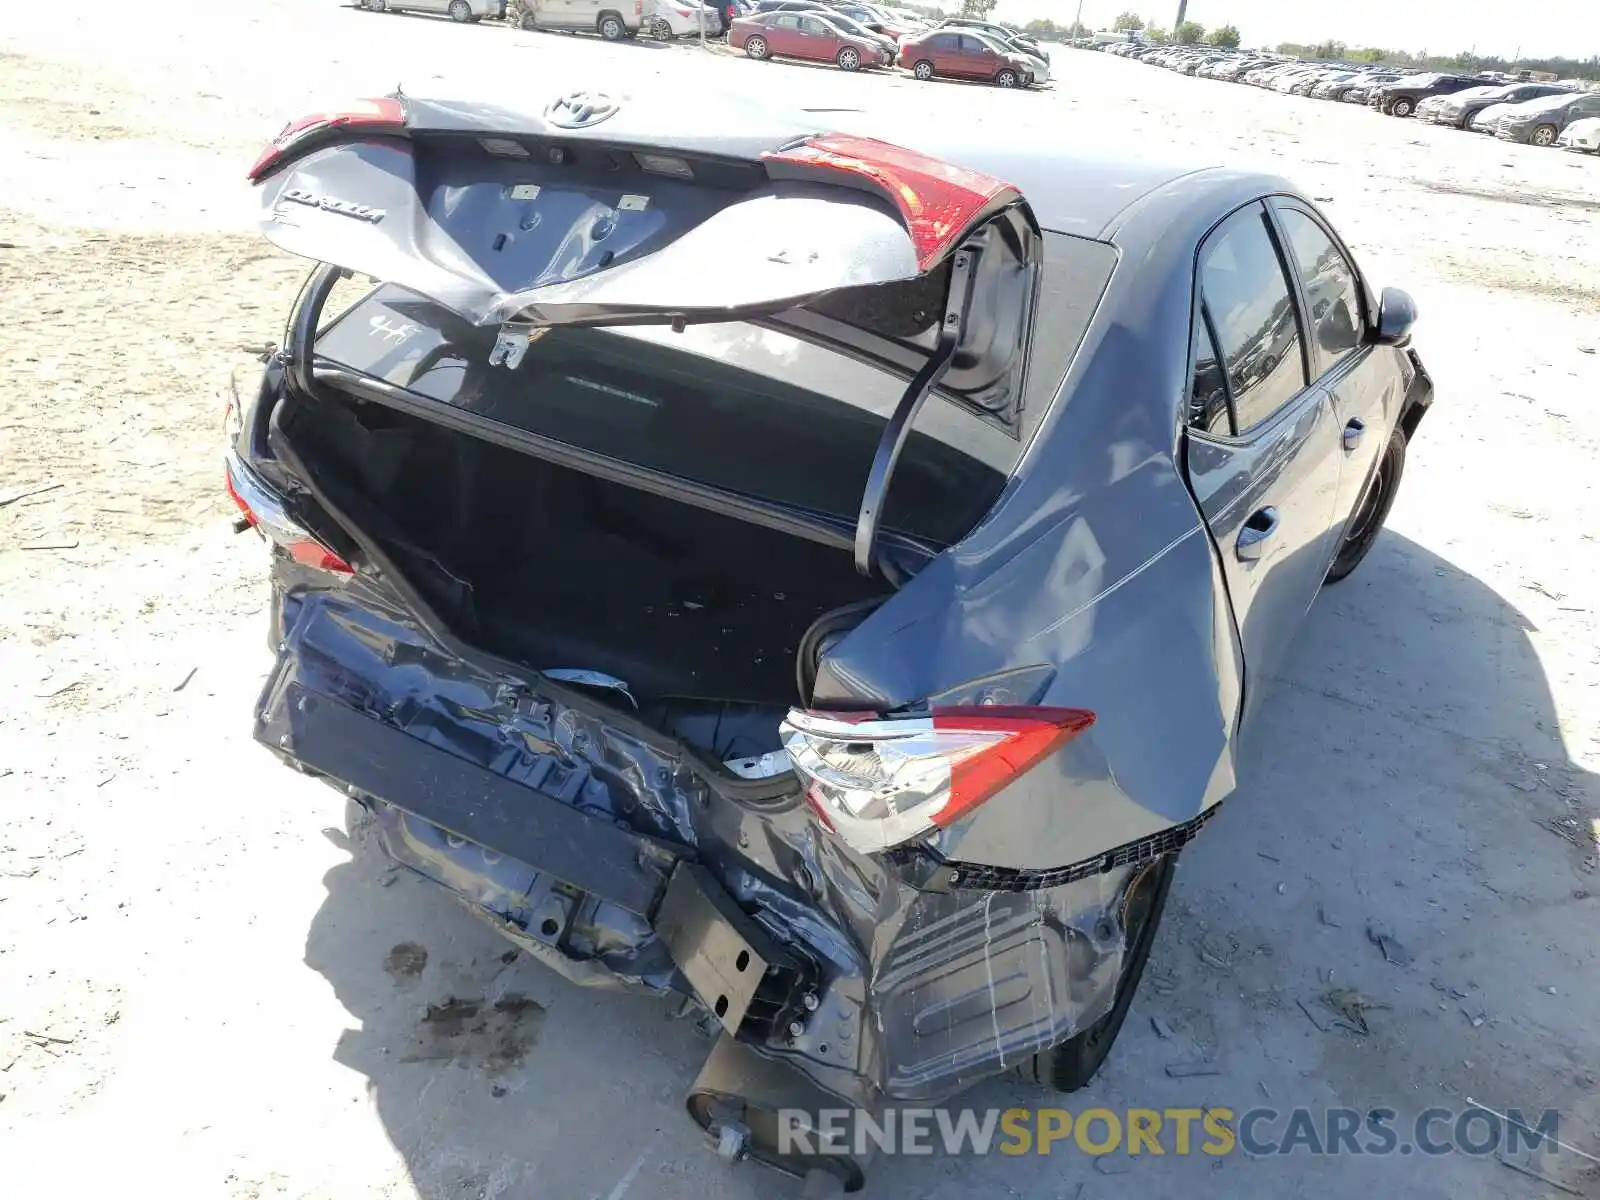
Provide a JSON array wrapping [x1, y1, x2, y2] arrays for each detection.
[[0, 481, 62, 507], [1150, 1016, 1176, 1040], [1296, 999, 1330, 1032], [1164, 1060, 1221, 1078], [1497, 1151, 1581, 1195], [1323, 987, 1389, 1035], [1366, 922, 1411, 965]]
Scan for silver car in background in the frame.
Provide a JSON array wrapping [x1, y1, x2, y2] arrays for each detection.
[[359, 0, 504, 19]]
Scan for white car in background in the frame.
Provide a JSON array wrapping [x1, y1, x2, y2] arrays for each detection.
[[1468, 101, 1514, 132], [1557, 116, 1600, 152], [644, 0, 713, 37]]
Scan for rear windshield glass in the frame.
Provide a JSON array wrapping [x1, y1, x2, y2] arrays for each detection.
[[314, 234, 1115, 548]]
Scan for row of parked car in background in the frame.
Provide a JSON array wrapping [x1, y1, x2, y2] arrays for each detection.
[[356, 0, 1052, 88], [1096, 39, 1600, 153], [730, 7, 1047, 85]]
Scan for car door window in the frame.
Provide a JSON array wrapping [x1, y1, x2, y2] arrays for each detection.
[[959, 34, 984, 53], [772, 13, 797, 27], [1276, 208, 1363, 371], [798, 15, 823, 32], [1196, 206, 1307, 433]]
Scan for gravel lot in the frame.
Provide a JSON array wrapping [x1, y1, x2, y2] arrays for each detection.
[[3, 4, 1598, 1197]]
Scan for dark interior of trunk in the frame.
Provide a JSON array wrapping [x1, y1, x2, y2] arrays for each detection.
[[282, 390, 890, 758]]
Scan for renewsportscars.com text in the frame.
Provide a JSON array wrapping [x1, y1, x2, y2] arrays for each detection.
[[778, 1105, 1563, 1159]]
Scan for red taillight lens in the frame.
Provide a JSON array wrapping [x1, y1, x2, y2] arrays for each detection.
[[763, 134, 1019, 272], [247, 97, 406, 183], [226, 455, 354, 576], [781, 705, 1094, 854]]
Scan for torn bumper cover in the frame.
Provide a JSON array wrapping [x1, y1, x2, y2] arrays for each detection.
[[258, 592, 1204, 1107]]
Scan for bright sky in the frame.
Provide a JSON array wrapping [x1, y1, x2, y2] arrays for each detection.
[[992, 0, 1600, 59]]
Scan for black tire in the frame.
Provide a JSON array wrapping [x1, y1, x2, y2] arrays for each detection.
[[744, 33, 768, 58], [1026, 855, 1177, 1092], [598, 12, 625, 39], [836, 45, 860, 71], [448, 0, 472, 20], [995, 67, 1019, 88], [1390, 96, 1414, 117], [649, 16, 672, 39], [368, 0, 388, 10], [1530, 124, 1559, 147], [912, 58, 934, 80], [1325, 428, 1406, 584]]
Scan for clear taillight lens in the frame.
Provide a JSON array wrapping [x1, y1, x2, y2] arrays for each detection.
[[226, 451, 354, 576], [780, 706, 1094, 855]]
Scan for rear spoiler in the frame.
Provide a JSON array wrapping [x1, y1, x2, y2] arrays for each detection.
[[252, 92, 1040, 579]]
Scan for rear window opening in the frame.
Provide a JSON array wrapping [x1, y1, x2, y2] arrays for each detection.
[[311, 283, 1021, 549]]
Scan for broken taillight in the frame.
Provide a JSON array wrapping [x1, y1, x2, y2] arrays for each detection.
[[780, 706, 1094, 855], [763, 134, 1019, 272], [247, 97, 407, 183], [225, 453, 354, 575]]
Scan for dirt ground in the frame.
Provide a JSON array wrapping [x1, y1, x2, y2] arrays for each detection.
[[2, 4, 1599, 1197]]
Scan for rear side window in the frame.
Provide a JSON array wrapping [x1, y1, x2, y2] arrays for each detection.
[[1189, 318, 1231, 435], [1196, 207, 1307, 433], [1276, 209, 1363, 370], [959, 34, 984, 52]]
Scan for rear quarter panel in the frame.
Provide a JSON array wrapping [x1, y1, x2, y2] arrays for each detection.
[[812, 180, 1276, 871]]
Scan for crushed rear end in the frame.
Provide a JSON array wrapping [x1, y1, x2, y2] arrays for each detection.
[[231, 91, 1203, 1187]]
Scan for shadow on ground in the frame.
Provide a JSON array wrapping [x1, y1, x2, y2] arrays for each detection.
[[303, 531, 1599, 1199]]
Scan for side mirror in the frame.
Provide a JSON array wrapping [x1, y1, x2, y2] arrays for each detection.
[[1373, 286, 1417, 347]]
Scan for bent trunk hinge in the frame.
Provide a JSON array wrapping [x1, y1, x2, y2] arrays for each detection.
[[852, 241, 982, 578]]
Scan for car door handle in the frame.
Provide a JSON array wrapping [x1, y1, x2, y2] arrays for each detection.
[[1343, 418, 1365, 452], [1236, 507, 1279, 563]]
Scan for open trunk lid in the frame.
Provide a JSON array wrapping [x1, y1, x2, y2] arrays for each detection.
[[251, 92, 1035, 334], [248, 91, 1044, 576]]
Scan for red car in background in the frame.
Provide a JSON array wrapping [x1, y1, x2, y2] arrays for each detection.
[[898, 28, 1035, 87], [730, 9, 892, 70]]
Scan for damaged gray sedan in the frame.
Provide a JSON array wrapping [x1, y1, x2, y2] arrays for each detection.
[[231, 90, 1434, 1194]]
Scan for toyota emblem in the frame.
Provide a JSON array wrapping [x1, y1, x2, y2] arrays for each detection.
[[545, 91, 621, 129]]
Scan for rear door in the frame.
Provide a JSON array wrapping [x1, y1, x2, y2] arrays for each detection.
[[955, 34, 989, 77], [1268, 199, 1398, 560], [1183, 202, 1343, 708], [795, 14, 836, 60], [766, 12, 801, 53]]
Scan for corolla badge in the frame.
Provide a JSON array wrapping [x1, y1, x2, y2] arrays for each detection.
[[544, 91, 620, 129], [279, 188, 386, 222]]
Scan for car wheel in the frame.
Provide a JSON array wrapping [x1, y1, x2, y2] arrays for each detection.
[[995, 68, 1019, 87], [448, 0, 472, 19], [912, 58, 934, 80], [1390, 96, 1414, 117], [1325, 429, 1406, 584], [1530, 124, 1559, 147], [368, 0, 388, 10], [1025, 855, 1177, 1092], [744, 33, 767, 58], [649, 16, 672, 39], [598, 13, 624, 39], [836, 45, 860, 71]]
